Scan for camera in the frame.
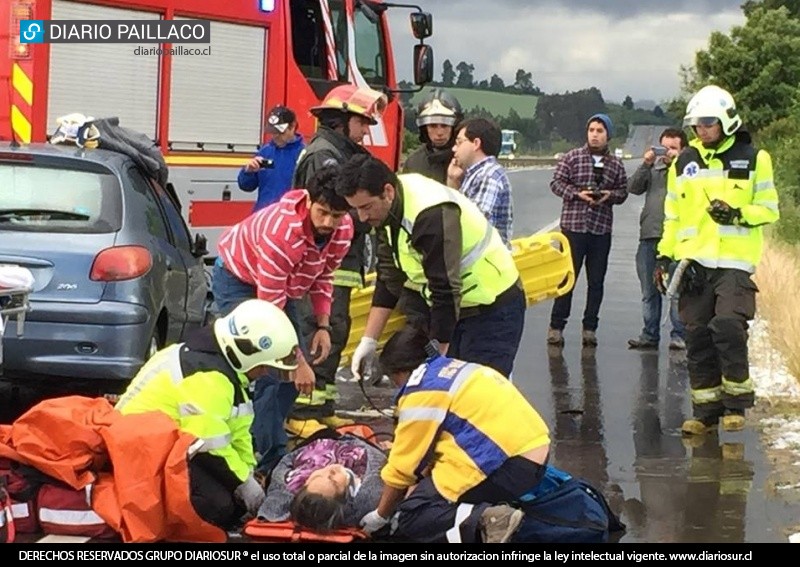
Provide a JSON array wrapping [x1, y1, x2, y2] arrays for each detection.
[[260, 158, 275, 169], [651, 145, 667, 156]]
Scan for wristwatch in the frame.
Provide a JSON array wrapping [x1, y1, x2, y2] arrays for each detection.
[[316, 324, 332, 333]]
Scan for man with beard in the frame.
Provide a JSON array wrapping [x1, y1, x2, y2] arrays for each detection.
[[289, 84, 387, 431], [403, 88, 463, 184], [211, 167, 353, 472]]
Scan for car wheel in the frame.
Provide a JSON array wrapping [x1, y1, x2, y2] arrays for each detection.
[[146, 327, 162, 360]]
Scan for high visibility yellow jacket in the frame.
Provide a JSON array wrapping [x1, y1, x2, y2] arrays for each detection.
[[658, 134, 779, 272], [116, 338, 255, 484], [390, 173, 519, 307], [382, 356, 550, 501]]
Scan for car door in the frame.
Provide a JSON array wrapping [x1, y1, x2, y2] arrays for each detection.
[[126, 167, 187, 343], [149, 179, 207, 332]]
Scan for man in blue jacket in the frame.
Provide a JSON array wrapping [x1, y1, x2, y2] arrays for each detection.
[[237, 106, 305, 211]]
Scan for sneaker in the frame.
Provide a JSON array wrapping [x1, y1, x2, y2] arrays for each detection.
[[681, 416, 718, 436], [628, 337, 658, 350], [546, 328, 564, 346], [582, 329, 598, 347], [668, 337, 686, 350], [479, 505, 525, 543], [721, 410, 745, 432]]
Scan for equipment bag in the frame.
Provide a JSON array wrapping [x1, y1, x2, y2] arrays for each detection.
[[0, 458, 40, 537], [37, 483, 116, 539], [513, 466, 625, 544], [244, 518, 368, 543]]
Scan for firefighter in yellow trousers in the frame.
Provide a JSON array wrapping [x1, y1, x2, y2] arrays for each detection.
[[656, 85, 779, 435]]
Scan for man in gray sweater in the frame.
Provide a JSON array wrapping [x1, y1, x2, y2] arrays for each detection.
[[627, 128, 688, 350]]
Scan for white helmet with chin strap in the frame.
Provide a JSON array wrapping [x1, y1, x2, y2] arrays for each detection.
[[214, 299, 299, 373], [683, 85, 742, 136]]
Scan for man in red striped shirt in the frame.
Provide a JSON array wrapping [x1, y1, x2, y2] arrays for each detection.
[[211, 167, 354, 472]]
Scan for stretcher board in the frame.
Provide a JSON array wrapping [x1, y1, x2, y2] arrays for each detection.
[[341, 231, 575, 365]]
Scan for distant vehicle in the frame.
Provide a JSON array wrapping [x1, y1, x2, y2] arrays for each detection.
[[0, 144, 209, 390], [500, 130, 520, 159], [614, 148, 624, 159]]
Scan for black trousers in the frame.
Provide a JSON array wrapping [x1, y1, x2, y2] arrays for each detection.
[[395, 457, 544, 543], [678, 267, 757, 420], [290, 285, 353, 420], [188, 459, 245, 531], [550, 231, 612, 332]]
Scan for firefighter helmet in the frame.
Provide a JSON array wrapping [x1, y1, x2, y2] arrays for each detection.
[[310, 84, 387, 125], [416, 88, 463, 128], [683, 85, 742, 136], [215, 299, 300, 373]]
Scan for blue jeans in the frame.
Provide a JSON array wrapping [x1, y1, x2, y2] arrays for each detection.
[[210, 257, 307, 473], [635, 239, 684, 342], [448, 283, 526, 377]]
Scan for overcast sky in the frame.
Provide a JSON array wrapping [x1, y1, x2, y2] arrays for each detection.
[[387, 0, 745, 104]]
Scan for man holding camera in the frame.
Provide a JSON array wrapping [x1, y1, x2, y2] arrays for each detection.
[[626, 128, 688, 351], [657, 85, 779, 436], [547, 113, 628, 347], [237, 106, 305, 211]]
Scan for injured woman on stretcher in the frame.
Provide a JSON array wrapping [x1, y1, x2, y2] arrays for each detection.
[[257, 429, 388, 532]]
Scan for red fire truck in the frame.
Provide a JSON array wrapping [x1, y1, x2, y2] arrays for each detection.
[[1, 0, 433, 251]]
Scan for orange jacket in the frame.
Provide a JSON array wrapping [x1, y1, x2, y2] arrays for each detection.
[[0, 396, 225, 543]]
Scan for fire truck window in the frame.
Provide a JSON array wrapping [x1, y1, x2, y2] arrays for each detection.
[[291, 0, 326, 79], [353, 2, 387, 86]]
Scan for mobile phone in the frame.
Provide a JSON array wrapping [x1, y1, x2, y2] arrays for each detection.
[[260, 158, 275, 169], [651, 146, 667, 156]]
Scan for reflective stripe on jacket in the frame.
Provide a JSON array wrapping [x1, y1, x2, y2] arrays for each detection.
[[116, 344, 255, 483], [658, 135, 779, 272], [391, 174, 519, 307], [381, 355, 550, 502]]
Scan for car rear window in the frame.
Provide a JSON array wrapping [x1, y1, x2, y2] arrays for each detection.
[[0, 162, 122, 233]]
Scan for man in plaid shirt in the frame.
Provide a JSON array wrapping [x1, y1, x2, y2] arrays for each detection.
[[547, 113, 628, 347], [450, 118, 513, 247]]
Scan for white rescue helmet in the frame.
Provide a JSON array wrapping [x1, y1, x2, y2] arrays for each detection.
[[416, 88, 463, 128], [214, 299, 299, 373], [683, 85, 742, 136]]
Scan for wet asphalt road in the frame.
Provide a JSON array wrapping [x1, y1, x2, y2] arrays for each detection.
[[3, 163, 799, 543], [336, 163, 800, 543]]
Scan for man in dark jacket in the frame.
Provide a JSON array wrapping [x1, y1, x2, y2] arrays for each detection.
[[289, 84, 387, 432], [402, 88, 463, 184], [237, 106, 305, 211], [626, 127, 688, 351]]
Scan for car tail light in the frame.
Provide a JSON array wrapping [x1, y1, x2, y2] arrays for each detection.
[[90, 246, 152, 281]]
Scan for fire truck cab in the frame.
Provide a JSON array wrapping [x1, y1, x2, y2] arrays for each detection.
[[1, 0, 434, 254]]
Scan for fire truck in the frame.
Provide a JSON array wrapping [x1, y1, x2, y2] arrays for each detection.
[[1, 0, 434, 253]]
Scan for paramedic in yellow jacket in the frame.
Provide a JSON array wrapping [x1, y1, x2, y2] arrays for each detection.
[[358, 325, 550, 543], [335, 154, 526, 379], [656, 85, 779, 436], [116, 299, 300, 529]]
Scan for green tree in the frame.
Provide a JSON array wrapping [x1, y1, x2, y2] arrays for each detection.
[[622, 95, 634, 110], [653, 105, 665, 118], [489, 74, 505, 91], [455, 61, 475, 88], [685, 6, 800, 132], [513, 69, 534, 93], [442, 59, 455, 87], [743, 0, 800, 18]]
